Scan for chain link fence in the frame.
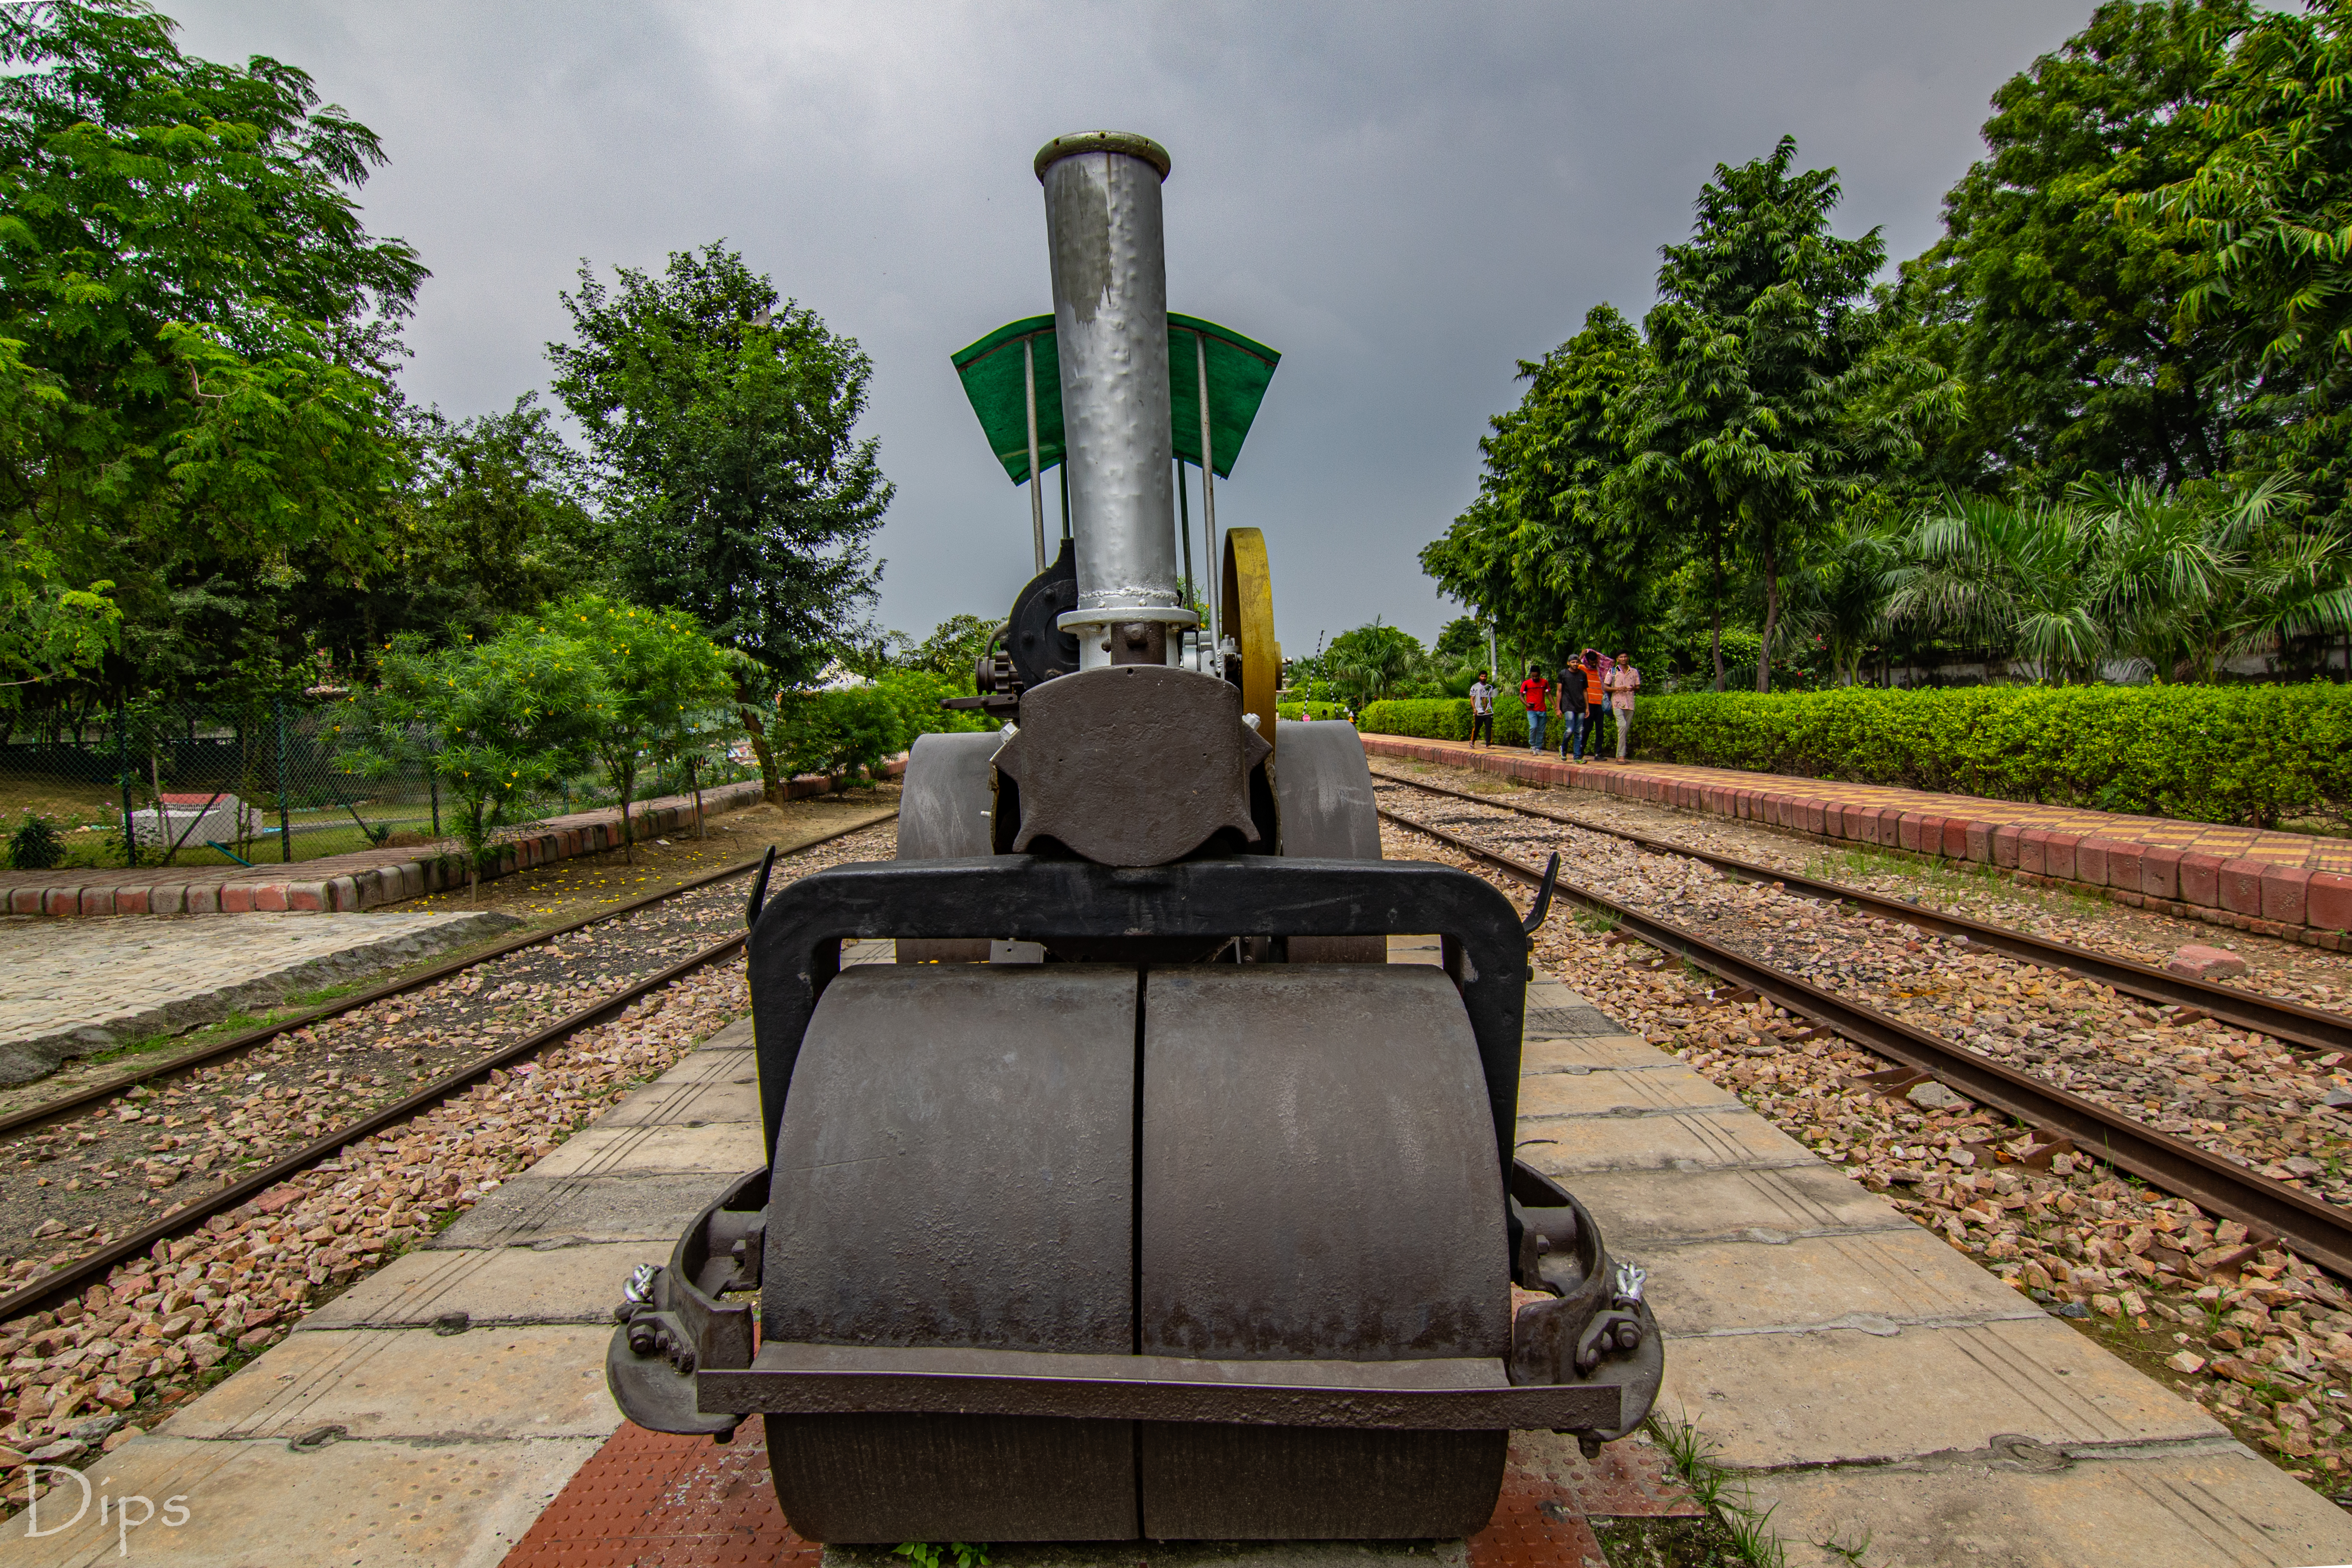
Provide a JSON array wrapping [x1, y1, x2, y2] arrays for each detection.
[[3, 694, 769, 874]]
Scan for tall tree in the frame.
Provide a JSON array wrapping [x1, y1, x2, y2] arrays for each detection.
[[1421, 305, 1655, 667], [1614, 136, 1897, 691], [0, 0, 425, 703], [2134, 0, 2352, 516], [550, 245, 890, 801], [1896, 0, 2254, 493]]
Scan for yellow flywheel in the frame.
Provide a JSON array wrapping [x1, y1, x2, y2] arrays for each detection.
[[1221, 526, 1278, 756]]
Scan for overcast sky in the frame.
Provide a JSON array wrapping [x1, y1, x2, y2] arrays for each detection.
[[167, 0, 2102, 656]]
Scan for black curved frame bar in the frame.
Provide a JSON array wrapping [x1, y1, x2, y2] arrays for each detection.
[[745, 853, 1532, 1179]]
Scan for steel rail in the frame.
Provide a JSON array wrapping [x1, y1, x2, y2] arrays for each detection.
[[0, 807, 898, 1140], [1369, 767, 2352, 1058], [0, 810, 899, 1322], [1379, 803, 2352, 1281]]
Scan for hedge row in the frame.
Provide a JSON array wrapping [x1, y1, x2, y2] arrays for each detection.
[[1358, 694, 1526, 741], [1360, 684, 2352, 829], [1276, 701, 1350, 721]]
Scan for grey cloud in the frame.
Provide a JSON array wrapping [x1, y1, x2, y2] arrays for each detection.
[[169, 0, 2098, 650]]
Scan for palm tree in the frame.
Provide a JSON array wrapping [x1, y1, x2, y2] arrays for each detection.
[[1886, 493, 2110, 683], [1775, 514, 1898, 685]]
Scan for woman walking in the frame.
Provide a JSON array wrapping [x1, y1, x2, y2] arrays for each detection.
[[1605, 652, 1641, 761]]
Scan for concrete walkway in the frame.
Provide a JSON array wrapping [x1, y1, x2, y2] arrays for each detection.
[[19, 944, 2352, 1565], [0, 908, 517, 1082], [1363, 734, 2352, 951]]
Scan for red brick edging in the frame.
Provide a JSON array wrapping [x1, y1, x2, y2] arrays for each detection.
[[1360, 735, 2352, 952], [3, 761, 902, 918]]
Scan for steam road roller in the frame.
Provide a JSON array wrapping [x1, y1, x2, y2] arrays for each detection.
[[606, 131, 1662, 1544]]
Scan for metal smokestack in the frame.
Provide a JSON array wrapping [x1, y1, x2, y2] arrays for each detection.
[[1036, 132, 1193, 669]]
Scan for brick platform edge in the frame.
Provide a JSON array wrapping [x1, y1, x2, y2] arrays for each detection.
[[3, 760, 902, 919], [1359, 734, 2352, 954]]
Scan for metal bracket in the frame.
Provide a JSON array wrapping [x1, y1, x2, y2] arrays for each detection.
[[606, 1168, 764, 1437]]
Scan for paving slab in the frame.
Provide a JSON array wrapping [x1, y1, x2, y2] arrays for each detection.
[[1517, 1061, 1742, 1119], [161, 1323, 621, 1442], [0, 908, 515, 1082], [1522, 1035, 1687, 1074], [2, 1431, 602, 1568], [302, 1239, 666, 1329], [594, 1075, 760, 1127], [1747, 1440, 2352, 1568], [428, 1172, 738, 1249], [1659, 1315, 2226, 1469], [1560, 1165, 1911, 1251], [1520, 1105, 1815, 1175], [524, 1117, 765, 1178], [1641, 1227, 2045, 1338]]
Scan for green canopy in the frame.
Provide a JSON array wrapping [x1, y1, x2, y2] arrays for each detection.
[[949, 312, 1279, 485]]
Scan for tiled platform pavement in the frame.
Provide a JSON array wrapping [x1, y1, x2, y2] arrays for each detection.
[[0, 908, 517, 1083], [17, 942, 2352, 1566], [1363, 734, 2352, 949]]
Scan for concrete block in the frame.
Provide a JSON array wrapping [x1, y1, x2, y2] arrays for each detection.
[[431, 1172, 737, 1250], [2107, 841, 2147, 893], [1876, 807, 1906, 845], [184, 884, 218, 914], [1522, 1037, 1686, 1076], [1518, 1067, 1743, 1121], [2178, 852, 2224, 908], [327, 874, 360, 912], [1564, 1164, 1911, 1253], [147, 884, 185, 915], [595, 1076, 762, 1127], [9, 1431, 604, 1568], [2042, 833, 2080, 882], [77, 888, 114, 916], [2017, 828, 2048, 876], [8, 887, 39, 914], [287, 881, 327, 913], [1657, 1313, 2222, 1470], [1641, 1227, 2042, 1339], [1964, 822, 1993, 864], [2262, 865, 2311, 926], [218, 883, 251, 914], [1899, 813, 1926, 853], [2142, 845, 2182, 901], [526, 1120, 766, 1179], [2309, 870, 2352, 933], [2166, 945, 2249, 981], [2219, 858, 2267, 917], [1742, 1443, 2352, 1568], [1992, 824, 2022, 869], [162, 1323, 621, 1441], [114, 886, 150, 915], [1517, 1106, 1814, 1177], [400, 862, 425, 898], [301, 1240, 668, 1330]]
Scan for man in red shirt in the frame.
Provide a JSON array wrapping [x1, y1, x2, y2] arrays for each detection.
[[1518, 667, 1551, 753]]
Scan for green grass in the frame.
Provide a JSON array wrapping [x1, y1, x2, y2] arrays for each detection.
[[1646, 1413, 1790, 1568]]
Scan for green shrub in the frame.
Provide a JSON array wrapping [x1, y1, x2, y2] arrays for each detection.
[[1276, 701, 1349, 721], [784, 685, 908, 789], [1627, 683, 2352, 829], [8, 812, 65, 869], [873, 668, 995, 741], [1358, 691, 1529, 741]]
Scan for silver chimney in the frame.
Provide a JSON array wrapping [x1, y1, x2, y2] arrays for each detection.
[[1036, 132, 1194, 669]]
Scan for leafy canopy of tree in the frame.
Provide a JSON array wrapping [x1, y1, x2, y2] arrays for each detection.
[[550, 244, 890, 801], [0, 0, 425, 705], [557, 592, 737, 861], [1897, 0, 2255, 492]]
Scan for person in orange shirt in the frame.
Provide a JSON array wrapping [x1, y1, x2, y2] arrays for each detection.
[[1518, 667, 1551, 752]]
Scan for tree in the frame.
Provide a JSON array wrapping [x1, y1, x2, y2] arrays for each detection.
[[1774, 514, 1898, 686], [0, 1, 425, 702], [907, 614, 997, 685], [1422, 305, 1657, 667], [783, 684, 905, 791], [1897, 0, 2256, 492], [2133, 0, 2352, 516], [558, 593, 735, 862], [393, 395, 592, 634], [348, 622, 592, 898], [549, 245, 891, 803], [1323, 620, 1424, 708], [1614, 137, 1904, 691]]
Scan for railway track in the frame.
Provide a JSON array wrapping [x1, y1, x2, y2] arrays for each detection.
[[0, 812, 897, 1323], [1369, 766, 2352, 1056], [1375, 786, 2352, 1281]]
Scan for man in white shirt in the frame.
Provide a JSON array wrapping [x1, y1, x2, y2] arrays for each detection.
[[1467, 671, 1495, 748]]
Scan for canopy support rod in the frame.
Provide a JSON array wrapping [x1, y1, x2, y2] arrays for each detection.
[[1176, 456, 1193, 612], [1197, 329, 1219, 664], [1023, 335, 1045, 573]]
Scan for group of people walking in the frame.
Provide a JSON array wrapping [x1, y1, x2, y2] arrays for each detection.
[[1466, 649, 1641, 761]]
